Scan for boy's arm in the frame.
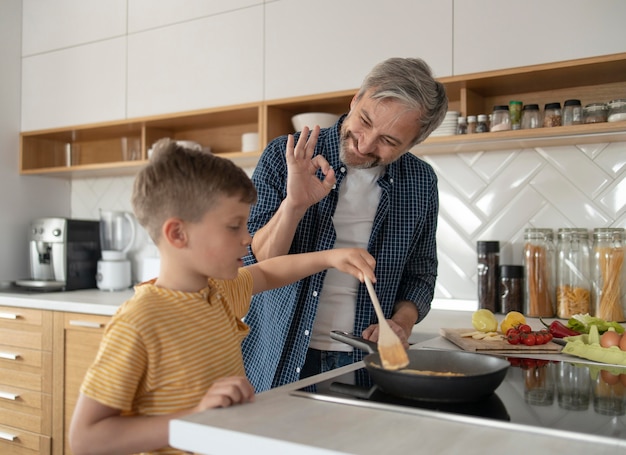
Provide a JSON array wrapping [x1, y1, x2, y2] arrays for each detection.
[[247, 247, 376, 295]]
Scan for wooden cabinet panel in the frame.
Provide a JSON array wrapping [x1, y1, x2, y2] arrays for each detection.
[[0, 424, 50, 454]]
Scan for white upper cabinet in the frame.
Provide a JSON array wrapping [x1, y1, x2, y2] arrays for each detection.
[[22, 0, 126, 55], [264, 0, 453, 100], [21, 38, 127, 131], [126, 6, 264, 118], [128, 0, 263, 33], [453, 0, 626, 74]]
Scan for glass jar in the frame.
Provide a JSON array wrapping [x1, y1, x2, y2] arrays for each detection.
[[490, 105, 511, 132], [467, 115, 477, 134], [500, 265, 524, 314], [543, 102, 562, 127], [477, 241, 500, 313], [456, 116, 467, 135], [509, 101, 522, 130], [521, 104, 541, 129], [592, 228, 626, 322], [475, 114, 489, 133], [556, 228, 591, 319], [607, 99, 626, 122], [524, 228, 556, 317], [583, 103, 608, 124], [562, 99, 583, 126]]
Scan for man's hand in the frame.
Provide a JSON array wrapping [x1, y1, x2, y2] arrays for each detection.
[[284, 125, 337, 212], [362, 320, 411, 349]]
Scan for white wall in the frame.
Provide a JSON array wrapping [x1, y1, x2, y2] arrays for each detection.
[[0, 0, 70, 283]]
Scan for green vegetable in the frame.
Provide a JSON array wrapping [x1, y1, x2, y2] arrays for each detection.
[[566, 313, 625, 335]]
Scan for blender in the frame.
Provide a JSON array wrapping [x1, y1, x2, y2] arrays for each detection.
[[97, 210, 136, 291]]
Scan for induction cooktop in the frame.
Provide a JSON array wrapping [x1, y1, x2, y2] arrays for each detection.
[[291, 355, 626, 445]]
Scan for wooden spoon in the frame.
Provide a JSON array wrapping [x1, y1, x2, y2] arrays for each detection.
[[363, 276, 409, 370]]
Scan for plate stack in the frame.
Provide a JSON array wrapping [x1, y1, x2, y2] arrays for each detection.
[[430, 111, 459, 137]]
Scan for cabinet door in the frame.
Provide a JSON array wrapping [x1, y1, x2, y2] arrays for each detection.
[[54, 313, 110, 455], [454, 0, 626, 74], [264, 0, 453, 100]]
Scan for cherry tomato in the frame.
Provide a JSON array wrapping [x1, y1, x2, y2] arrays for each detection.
[[535, 333, 545, 345], [507, 332, 521, 345], [519, 324, 532, 334], [522, 333, 536, 346], [506, 328, 519, 337]]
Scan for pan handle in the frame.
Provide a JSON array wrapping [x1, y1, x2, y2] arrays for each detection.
[[330, 330, 378, 354]]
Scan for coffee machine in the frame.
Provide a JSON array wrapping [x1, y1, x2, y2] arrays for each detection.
[[16, 218, 100, 291]]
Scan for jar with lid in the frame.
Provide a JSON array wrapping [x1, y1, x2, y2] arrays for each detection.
[[456, 116, 467, 135], [490, 105, 511, 132], [500, 265, 524, 313], [591, 228, 625, 322], [509, 101, 522, 130], [543, 102, 562, 127], [562, 99, 583, 126], [556, 228, 591, 319], [583, 103, 608, 124], [523, 228, 556, 317], [607, 99, 626, 122], [477, 241, 500, 313], [466, 115, 477, 134], [475, 114, 489, 133], [521, 104, 541, 129]]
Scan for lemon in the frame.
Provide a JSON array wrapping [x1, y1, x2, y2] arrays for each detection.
[[500, 311, 526, 334], [472, 309, 498, 333]]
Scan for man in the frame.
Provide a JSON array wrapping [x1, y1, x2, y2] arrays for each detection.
[[243, 57, 448, 392]]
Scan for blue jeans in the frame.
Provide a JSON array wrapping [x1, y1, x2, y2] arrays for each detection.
[[300, 349, 354, 379]]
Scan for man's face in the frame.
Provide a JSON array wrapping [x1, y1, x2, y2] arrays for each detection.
[[339, 91, 421, 169]]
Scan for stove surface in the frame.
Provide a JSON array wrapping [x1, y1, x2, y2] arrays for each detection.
[[291, 356, 626, 444]]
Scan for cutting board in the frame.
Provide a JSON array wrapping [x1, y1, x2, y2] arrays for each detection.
[[440, 328, 562, 353]]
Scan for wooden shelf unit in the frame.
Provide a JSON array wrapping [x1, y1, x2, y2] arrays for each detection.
[[19, 52, 626, 177]]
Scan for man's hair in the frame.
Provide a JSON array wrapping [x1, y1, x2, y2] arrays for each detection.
[[132, 138, 257, 243], [356, 57, 448, 147]]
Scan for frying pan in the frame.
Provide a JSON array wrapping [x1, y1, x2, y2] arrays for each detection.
[[330, 331, 509, 403]]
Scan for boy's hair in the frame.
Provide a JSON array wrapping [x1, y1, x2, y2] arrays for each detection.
[[132, 138, 257, 243]]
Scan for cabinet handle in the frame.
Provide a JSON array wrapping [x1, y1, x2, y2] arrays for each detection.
[[0, 312, 18, 320], [0, 352, 19, 360], [0, 391, 19, 400], [69, 320, 104, 329], [0, 431, 17, 441]]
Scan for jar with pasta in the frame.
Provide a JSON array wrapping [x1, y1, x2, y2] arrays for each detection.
[[592, 228, 626, 322], [556, 228, 591, 318], [523, 228, 556, 317]]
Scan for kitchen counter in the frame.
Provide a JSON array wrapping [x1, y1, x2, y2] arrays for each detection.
[[0, 287, 130, 315], [170, 309, 626, 455]]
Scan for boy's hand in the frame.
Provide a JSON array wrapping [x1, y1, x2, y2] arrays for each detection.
[[332, 248, 376, 283], [195, 376, 255, 412]]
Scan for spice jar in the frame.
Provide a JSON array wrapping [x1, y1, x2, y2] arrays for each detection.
[[475, 114, 489, 133], [562, 99, 583, 126], [490, 105, 511, 132], [583, 103, 608, 124], [556, 228, 591, 319], [467, 115, 477, 134], [509, 101, 522, 130], [523, 228, 556, 317], [607, 99, 626, 122], [591, 228, 625, 322], [456, 116, 467, 135], [543, 103, 562, 127], [477, 241, 500, 313], [500, 265, 524, 313], [521, 104, 541, 129]]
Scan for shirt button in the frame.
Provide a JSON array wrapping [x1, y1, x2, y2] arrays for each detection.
[[390, 178, 394, 184], [340, 167, 346, 173], [312, 291, 318, 297], [304, 330, 310, 336], [296, 367, 301, 373]]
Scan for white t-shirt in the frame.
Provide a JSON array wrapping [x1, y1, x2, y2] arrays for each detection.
[[309, 165, 384, 351]]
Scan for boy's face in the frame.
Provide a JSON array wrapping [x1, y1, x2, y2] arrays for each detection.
[[185, 194, 252, 281]]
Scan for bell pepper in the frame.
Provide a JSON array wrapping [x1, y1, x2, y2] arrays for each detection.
[[539, 317, 581, 338]]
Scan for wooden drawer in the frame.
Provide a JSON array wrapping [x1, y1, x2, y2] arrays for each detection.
[[0, 345, 45, 372], [0, 308, 52, 352], [0, 307, 45, 329], [0, 385, 47, 414], [0, 351, 52, 393], [0, 391, 51, 434], [0, 424, 50, 454]]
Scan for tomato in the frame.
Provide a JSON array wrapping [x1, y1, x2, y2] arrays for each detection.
[[523, 333, 537, 346], [507, 332, 521, 345], [519, 324, 532, 334], [535, 333, 545, 345]]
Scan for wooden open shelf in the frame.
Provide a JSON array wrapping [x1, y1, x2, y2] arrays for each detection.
[[20, 52, 626, 178]]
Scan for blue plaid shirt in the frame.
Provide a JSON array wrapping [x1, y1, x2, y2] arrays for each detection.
[[242, 116, 438, 392]]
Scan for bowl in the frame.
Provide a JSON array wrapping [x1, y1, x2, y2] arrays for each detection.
[[291, 112, 340, 131]]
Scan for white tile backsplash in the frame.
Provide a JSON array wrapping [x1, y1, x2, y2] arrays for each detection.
[[71, 142, 626, 301]]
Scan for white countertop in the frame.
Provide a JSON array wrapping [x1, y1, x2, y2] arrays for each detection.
[[0, 287, 130, 315], [169, 309, 626, 455]]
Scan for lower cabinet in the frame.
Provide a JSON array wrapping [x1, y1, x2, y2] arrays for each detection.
[[52, 312, 110, 455]]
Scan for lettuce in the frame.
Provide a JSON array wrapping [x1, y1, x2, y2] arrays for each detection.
[[567, 313, 625, 335]]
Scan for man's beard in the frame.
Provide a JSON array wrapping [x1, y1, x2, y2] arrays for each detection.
[[339, 130, 380, 169]]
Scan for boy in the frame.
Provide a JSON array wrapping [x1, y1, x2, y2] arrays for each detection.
[[69, 138, 376, 455]]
